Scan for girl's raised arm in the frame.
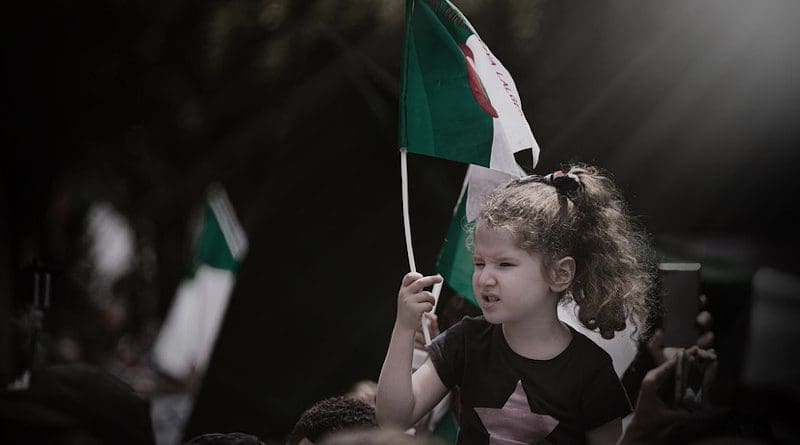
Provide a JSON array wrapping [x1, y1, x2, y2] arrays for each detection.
[[376, 273, 448, 428]]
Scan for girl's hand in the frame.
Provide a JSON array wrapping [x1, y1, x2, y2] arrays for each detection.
[[414, 313, 440, 351], [396, 272, 442, 333]]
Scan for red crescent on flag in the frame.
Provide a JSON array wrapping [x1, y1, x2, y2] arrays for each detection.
[[459, 44, 498, 118]]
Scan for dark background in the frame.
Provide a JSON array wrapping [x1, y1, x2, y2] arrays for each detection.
[[3, 0, 799, 441]]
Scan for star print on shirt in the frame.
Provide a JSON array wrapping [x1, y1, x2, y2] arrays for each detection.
[[474, 380, 559, 445]]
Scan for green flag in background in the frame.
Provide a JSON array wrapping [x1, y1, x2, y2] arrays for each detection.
[[399, 0, 539, 175], [153, 185, 248, 380], [437, 165, 518, 307], [436, 183, 477, 305]]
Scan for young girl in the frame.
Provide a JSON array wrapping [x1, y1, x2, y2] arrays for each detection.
[[377, 165, 654, 445]]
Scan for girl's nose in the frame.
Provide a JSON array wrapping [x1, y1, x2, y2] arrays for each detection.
[[476, 269, 497, 287]]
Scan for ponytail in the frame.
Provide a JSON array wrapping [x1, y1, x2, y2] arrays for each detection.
[[564, 164, 655, 339]]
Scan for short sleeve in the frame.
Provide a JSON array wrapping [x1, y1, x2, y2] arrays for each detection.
[[426, 318, 467, 389], [580, 354, 633, 429]]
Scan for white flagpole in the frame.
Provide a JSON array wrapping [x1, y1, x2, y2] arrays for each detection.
[[400, 148, 438, 345], [400, 148, 417, 273], [423, 282, 443, 345]]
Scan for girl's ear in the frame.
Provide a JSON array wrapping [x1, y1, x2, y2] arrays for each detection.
[[549, 256, 575, 292]]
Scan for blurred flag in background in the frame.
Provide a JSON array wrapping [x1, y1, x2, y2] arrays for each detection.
[[153, 185, 248, 381]]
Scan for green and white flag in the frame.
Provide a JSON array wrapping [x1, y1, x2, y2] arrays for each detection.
[[436, 179, 476, 304], [400, 0, 538, 300], [153, 185, 248, 380], [399, 0, 539, 175]]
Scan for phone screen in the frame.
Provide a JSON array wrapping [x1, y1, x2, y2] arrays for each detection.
[[658, 263, 701, 347]]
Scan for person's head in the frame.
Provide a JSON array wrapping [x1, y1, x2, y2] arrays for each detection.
[[318, 427, 442, 445], [185, 432, 266, 445], [286, 396, 377, 445], [473, 164, 655, 338]]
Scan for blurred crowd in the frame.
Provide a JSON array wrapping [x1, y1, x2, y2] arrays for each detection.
[[3, 277, 799, 444]]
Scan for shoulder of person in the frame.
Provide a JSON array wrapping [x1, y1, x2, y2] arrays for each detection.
[[455, 315, 493, 331], [440, 315, 493, 340]]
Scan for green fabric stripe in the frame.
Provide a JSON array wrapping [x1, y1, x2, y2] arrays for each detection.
[[399, 0, 413, 148], [432, 411, 460, 443], [429, 0, 473, 44], [188, 207, 240, 276], [399, 0, 493, 167], [436, 194, 478, 307]]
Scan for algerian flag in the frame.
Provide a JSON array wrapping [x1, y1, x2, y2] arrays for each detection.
[[397, 0, 539, 269], [399, 0, 539, 175], [153, 185, 248, 380], [397, 0, 538, 343]]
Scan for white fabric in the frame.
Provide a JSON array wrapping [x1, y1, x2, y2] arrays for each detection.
[[558, 303, 639, 377], [86, 203, 135, 286], [153, 265, 235, 380], [466, 165, 517, 221], [465, 35, 540, 176]]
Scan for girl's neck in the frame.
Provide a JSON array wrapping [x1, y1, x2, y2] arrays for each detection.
[[501, 310, 572, 360]]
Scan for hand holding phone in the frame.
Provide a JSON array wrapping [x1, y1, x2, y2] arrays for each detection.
[[672, 347, 717, 410], [623, 350, 718, 444]]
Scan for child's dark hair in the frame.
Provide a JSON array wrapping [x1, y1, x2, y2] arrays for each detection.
[[476, 163, 656, 339], [184, 432, 266, 445], [286, 396, 377, 444]]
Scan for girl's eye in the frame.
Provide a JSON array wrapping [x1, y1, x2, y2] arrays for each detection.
[[474, 262, 485, 268], [499, 262, 515, 267]]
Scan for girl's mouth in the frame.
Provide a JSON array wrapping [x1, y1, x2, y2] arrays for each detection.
[[482, 294, 500, 303]]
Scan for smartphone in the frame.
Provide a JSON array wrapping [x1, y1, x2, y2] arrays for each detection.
[[658, 263, 701, 347]]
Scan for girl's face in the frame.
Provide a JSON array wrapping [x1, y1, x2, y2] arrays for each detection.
[[472, 224, 556, 325]]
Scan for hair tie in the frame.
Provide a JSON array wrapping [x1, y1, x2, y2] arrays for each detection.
[[515, 170, 582, 201]]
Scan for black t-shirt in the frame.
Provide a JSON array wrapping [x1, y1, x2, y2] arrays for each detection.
[[428, 316, 632, 445]]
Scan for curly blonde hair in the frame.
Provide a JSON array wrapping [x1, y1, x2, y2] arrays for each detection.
[[476, 164, 655, 339]]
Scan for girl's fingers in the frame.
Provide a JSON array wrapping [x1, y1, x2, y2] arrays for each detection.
[[401, 291, 435, 317], [426, 313, 440, 336], [411, 291, 435, 305], [401, 272, 424, 286], [413, 302, 435, 314], [406, 274, 443, 294]]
